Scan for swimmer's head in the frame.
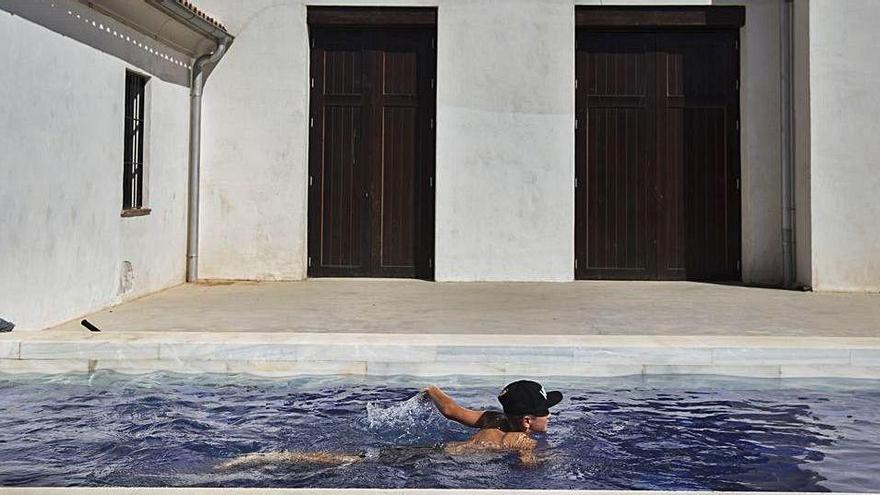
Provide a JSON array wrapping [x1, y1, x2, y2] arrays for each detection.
[[505, 412, 551, 433], [498, 380, 562, 432]]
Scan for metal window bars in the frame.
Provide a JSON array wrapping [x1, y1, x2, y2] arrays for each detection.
[[123, 71, 147, 210]]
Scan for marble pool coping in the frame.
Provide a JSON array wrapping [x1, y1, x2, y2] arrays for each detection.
[[1, 331, 880, 379]]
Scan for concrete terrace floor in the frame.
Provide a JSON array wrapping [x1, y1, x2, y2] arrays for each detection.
[[44, 280, 880, 337]]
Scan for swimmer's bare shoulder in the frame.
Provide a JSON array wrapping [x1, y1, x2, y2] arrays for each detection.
[[444, 430, 538, 466], [444, 429, 537, 452]]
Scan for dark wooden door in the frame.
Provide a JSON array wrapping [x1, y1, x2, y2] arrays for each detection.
[[656, 32, 741, 280], [308, 28, 435, 278], [576, 33, 657, 280], [575, 30, 741, 281]]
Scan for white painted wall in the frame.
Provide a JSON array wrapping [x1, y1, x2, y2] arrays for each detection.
[[807, 0, 880, 292], [434, 0, 574, 281], [199, 1, 310, 281], [199, 0, 784, 283], [0, 6, 190, 331], [730, 0, 784, 286]]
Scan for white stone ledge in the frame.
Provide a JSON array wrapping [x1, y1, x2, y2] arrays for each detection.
[[157, 343, 300, 361], [0, 359, 89, 374], [642, 365, 783, 378], [1, 333, 879, 379], [2, 358, 880, 379], [436, 345, 575, 362], [780, 365, 880, 379], [712, 348, 852, 365], [5, 332, 880, 349], [20, 341, 160, 360], [574, 347, 714, 365], [852, 349, 880, 366], [0, 341, 19, 359]]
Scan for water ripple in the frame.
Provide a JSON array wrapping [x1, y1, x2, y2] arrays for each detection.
[[0, 371, 878, 490]]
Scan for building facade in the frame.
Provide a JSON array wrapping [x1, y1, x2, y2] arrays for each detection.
[[0, 0, 218, 331], [2, 0, 879, 332]]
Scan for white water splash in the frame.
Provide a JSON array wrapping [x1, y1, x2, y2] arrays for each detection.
[[364, 392, 439, 441]]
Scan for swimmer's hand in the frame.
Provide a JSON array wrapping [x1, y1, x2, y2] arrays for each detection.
[[421, 385, 442, 406], [422, 386, 494, 428], [417, 386, 437, 402]]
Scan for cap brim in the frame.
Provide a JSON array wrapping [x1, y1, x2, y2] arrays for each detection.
[[546, 390, 563, 408]]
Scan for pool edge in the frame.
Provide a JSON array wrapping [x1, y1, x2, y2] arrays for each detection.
[[1, 332, 879, 379]]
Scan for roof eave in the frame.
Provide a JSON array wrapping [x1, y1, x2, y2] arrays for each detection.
[[78, 0, 232, 58], [146, 0, 232, 45]]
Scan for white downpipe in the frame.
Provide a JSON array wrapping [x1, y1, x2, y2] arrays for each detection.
[[186, 38, 231, 283], [780, 0, 796, 287]]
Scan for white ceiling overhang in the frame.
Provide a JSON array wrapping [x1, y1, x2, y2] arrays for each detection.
[[78, 0, 231, 58]]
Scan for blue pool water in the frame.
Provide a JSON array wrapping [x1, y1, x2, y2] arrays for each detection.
[[0, 372, 878, 491]]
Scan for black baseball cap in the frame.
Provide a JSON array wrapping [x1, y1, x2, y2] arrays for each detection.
[[498, 380, 563, 417]]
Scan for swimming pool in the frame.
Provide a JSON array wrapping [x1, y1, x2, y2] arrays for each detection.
[[0, 372, 878, 491]]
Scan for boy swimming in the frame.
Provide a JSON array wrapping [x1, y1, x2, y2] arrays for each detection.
[[216, 379, 563, 470], [425, 380, 562, 464]]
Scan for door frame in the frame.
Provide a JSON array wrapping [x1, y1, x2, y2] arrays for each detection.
[[306, 7, 437, 279], [574, 6, 745, 281], [576, 6, 745, 30]]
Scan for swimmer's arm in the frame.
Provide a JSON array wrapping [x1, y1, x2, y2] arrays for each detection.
[[514, 437, 539, 467], [518, 448, 538, 467], [423, 386, 501, 428]]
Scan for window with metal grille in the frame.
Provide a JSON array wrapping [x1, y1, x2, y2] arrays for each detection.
[[123, 71, 148, 211]]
